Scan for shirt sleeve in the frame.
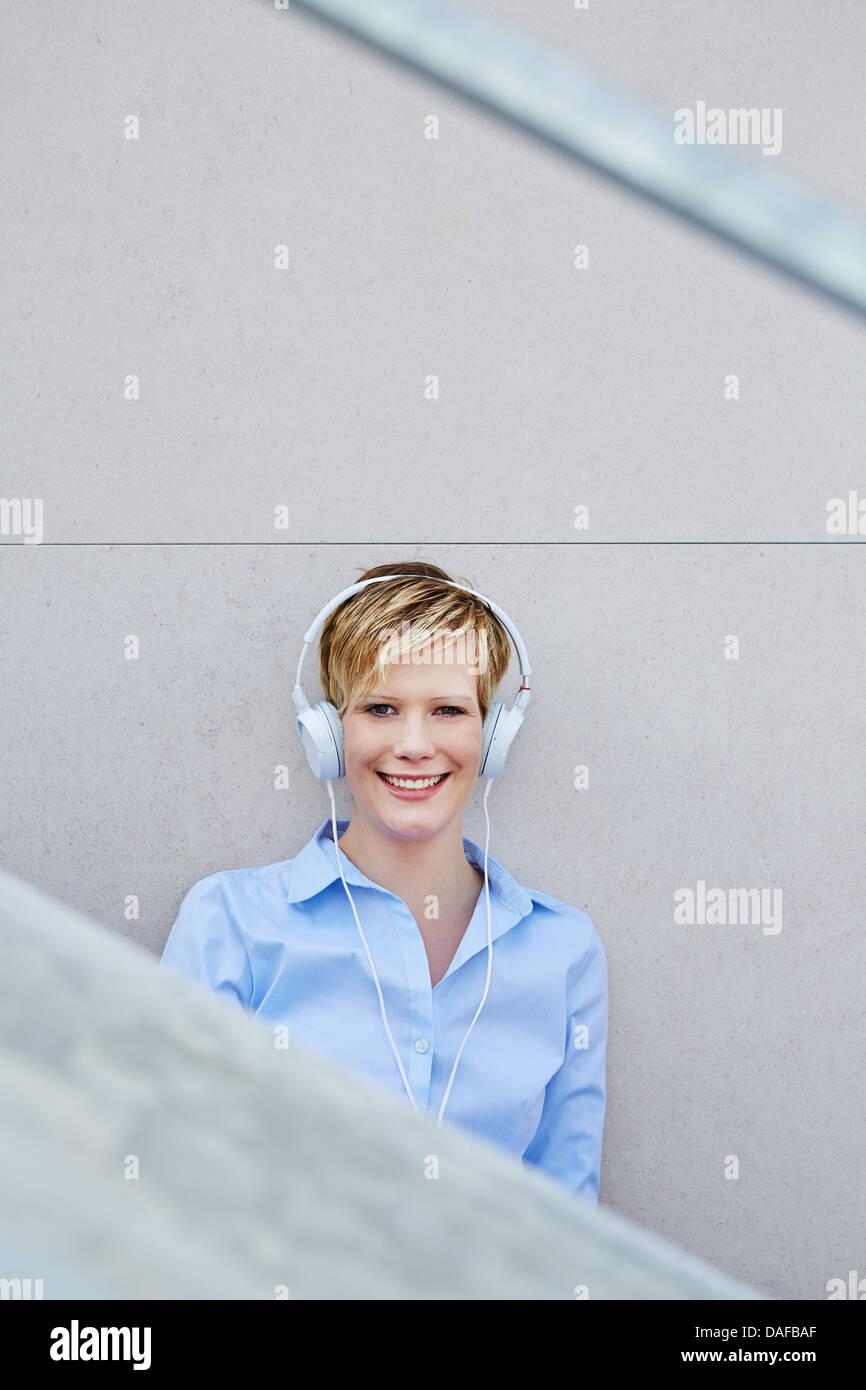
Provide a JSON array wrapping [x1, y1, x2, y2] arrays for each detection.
[[520, 922, 608, 1204], [160, 873, 254, 1012]]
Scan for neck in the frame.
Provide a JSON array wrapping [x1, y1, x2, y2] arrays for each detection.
[[334, 807, 483, 918]]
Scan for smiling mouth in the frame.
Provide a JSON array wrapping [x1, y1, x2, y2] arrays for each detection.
[[376, 771, 451, 790]]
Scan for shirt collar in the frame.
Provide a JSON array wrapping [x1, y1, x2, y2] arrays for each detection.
[[286, 816, 533, 918]]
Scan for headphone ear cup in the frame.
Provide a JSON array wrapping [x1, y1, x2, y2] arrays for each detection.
[[296, 700, 345, 780], [479, 702, 524, 779], [479, 701, 504, 778], [318, 700, 345, 778]]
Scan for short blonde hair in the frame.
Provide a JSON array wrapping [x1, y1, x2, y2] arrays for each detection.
[[318, 561, 513, 724]]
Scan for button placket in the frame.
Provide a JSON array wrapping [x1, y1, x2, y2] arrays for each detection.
[[388, 898, 434, 1106]]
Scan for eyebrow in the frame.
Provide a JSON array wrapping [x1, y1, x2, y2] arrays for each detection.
[[357, 693, 474, 703]]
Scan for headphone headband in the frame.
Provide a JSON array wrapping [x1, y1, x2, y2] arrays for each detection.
[[293, 573, 531, 715]]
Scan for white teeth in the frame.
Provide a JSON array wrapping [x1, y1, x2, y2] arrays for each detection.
[[380, 773, 447, 790]]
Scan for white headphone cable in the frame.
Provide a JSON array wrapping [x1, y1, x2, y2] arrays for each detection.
[[437, 777, 494, 1124], [325, 777, 495, 1126]]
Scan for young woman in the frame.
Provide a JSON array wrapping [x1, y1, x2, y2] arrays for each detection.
[[161, 561, 608, 1203]]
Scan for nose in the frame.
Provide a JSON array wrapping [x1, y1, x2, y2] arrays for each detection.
[[388, 712, 438, 761]]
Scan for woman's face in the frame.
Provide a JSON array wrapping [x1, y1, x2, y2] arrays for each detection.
[[341, 647, 484, 841]]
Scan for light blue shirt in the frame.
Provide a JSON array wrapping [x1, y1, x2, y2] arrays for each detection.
[[160, 817, 608, 1203]]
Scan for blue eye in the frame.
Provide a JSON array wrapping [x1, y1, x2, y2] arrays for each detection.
[[362, 704, 467, 717]]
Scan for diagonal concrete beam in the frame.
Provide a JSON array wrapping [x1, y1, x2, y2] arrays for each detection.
[[0, 865, 764, 1299], [267, 0, 866, 323]]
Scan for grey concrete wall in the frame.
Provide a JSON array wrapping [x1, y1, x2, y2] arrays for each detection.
[[1, 0, 864, 1299]]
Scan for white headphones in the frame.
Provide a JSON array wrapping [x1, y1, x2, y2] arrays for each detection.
[[292, 574, 533, 1125], [292, 575, 532, 780]]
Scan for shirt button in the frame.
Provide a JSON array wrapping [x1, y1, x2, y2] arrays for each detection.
[[414, 1038, 429, 1053]]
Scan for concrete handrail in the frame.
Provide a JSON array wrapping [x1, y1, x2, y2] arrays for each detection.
[[0, 866, 765, 1299]]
